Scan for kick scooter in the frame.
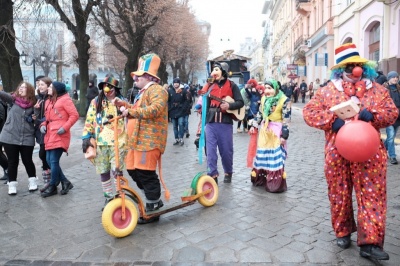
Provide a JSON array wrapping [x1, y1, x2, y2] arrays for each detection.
[[101, 115, 219, 238]]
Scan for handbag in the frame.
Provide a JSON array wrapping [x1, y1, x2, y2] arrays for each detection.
[[84, 138, 97, 160]]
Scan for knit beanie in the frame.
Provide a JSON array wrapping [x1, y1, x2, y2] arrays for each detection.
[[387, 71, 399, 80], [173, 78, 181, 84], [52, 81, 66, 95]]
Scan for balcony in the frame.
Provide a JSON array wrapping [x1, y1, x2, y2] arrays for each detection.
[[261, 32, 272, 49], [272, 56, 281, 65], [294, 35, 307, 51], [296, 0, 312, 16]]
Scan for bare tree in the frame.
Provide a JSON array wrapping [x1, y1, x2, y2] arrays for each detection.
[[0, 0, 23, 92], [44, 0, 99, 116], [92, 0, 177, 91]]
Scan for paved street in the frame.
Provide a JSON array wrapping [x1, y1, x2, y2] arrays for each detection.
[[0, 101, 399, 265]]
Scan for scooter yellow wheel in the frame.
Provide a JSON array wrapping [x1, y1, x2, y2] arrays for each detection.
[[196, 175, 219, 207], [102, 198, 138, 238]]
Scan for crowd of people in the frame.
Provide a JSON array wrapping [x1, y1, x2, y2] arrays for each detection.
[[2, 44, 399, 261]]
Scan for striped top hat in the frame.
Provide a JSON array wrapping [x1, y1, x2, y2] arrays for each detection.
[[131, 53, 161, 80], [98, 77, 121, 90], [331, 43, 368, 69]]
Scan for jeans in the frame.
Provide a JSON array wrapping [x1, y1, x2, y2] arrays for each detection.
[[183, 115, 189, 133], [384, 125, 399, 158], [171, 116, 185, 139], [46, 148, 67, 185]]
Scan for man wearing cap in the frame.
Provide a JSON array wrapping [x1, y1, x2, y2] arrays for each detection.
[[198, 62, 244, 184], [383, 71, 400, 164], [82, 77, 128, 208], [114, 53, 168, 224], [303, 43, 397, 260]]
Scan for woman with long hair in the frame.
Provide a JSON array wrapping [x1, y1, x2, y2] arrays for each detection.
[[0, 82, 38, 195], [34, 77, 52, 192], [40, 82, 79, 197]]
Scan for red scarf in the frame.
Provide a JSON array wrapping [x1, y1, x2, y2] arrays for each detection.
[[342, 80, 366, 99]]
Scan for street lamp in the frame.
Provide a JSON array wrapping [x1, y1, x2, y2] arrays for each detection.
[[21, 51, 48, 82]]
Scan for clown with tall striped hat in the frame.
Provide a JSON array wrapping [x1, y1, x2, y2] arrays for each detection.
[[303, 43, 398, 261]]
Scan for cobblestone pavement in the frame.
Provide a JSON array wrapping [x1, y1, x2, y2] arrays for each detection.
[[0, 101, 399, 265]]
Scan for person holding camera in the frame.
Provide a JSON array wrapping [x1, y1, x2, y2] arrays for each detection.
[[0, 82, 38, 195]]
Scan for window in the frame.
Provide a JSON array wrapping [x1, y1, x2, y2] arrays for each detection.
[[368, 22, 380, 61]]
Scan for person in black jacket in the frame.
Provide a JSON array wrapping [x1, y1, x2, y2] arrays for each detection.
[[0, 97, 8, 183], [168, 78, 190, 146], [86, 80, 99, 113], [33, 77, 52, 191]]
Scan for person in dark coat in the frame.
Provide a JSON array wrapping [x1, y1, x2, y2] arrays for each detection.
[[168, 78, 191, 146], [86, 80, 99, 113], [375, 71, 387, 85]]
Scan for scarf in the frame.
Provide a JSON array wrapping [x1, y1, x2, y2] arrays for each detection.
[[14, 97, 33, 109], [263, 90, 284, 118]]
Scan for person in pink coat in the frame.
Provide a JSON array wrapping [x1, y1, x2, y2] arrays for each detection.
[[40, 81, 79, 197]]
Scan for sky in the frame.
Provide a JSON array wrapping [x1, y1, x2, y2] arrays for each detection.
[[188, 0, 266, 59]]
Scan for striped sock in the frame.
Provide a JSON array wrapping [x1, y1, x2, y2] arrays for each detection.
[[101, 179, 113, 198]]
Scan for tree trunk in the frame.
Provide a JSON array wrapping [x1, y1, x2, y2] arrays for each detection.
[[0, 0, 23, 92], [76, 36, 90, 116]]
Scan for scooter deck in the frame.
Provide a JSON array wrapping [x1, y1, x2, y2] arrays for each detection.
[[142, 200, 197, 219]]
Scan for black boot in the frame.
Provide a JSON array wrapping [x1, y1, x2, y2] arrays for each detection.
[[337, 235, 351, 249], [360, 245, 389, 260], [224, 173, 232, 183], [41, 184, 58, 198], [60, 180, 74, 195]]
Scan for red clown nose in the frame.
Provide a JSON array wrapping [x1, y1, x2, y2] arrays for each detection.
[[352, 66, 363, 78]]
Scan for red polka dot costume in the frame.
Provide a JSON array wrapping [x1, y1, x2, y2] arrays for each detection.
[[303, 44, 398, 251]]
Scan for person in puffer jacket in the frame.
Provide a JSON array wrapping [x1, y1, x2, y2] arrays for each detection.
[[40, 81, 79, 198]]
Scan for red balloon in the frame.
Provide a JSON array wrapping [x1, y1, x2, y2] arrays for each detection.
[[352, 66, 363, 78], [335, 120, 380, 162]]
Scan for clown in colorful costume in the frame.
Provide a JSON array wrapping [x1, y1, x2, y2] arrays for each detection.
[[113, 53, 168, 224], [82, 77, 128, 204], [248, 79, 291, 193], [303, 43, 398, 261], [198, 62, 244, 184]]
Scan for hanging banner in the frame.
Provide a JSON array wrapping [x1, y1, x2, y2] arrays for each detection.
[[315, 53, 328, 66]]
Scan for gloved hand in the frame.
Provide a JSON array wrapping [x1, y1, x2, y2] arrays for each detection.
[[82, 138, 94, 153], [332, 118, 345, 133], [57, 127, 66, 135], [281, 126, 289, 140], [40, 126, 47, 134], [358, 109, 374, 122]]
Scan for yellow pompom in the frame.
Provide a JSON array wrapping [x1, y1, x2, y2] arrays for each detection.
[[282, 171, 287, 179], [251, 170, 257, 177]]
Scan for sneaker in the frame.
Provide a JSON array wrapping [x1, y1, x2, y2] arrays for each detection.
[[8, 181, 17, 195], [0, 169, 8, 180], [244, 128, 249, 133], [389, 157, 398, 165], [186, 133, 190, 138], [145, 199, 164, 212], [28, 177, 38, 191], [179, 139, 184, 146], [237, 128, 243, 133], [173, 139, 180, 145]]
